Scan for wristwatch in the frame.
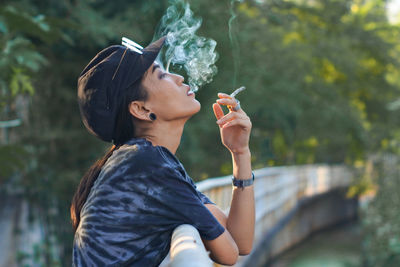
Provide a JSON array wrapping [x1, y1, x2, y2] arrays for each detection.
[[232, 172, 255, 189]]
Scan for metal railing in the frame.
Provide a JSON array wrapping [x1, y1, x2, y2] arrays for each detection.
[[169, 224, 213, 267], [196, 164, 353, 266]]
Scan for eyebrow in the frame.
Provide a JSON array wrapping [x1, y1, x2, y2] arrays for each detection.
[[152, 64, 160, 73]]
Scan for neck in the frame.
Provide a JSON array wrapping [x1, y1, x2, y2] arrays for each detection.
[[136, 119, 187, 154]]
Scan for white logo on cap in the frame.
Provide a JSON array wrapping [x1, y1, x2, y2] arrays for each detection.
[[122, 37, 143, 54]]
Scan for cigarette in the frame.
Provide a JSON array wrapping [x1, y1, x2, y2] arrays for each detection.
[[166, 58, 172, 72], [227, 86, 245, 111], [230, 86, 246, 98]]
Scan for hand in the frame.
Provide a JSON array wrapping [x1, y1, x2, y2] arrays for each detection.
[[213, 93, 252, 155]]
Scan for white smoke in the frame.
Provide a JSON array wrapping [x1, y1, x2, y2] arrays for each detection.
[[154, 0, 218, 92]]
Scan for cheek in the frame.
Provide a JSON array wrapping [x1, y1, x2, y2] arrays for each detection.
[[145, 80, 169, 101], [153, 82, 181, 103], [148, 88, 178, 113]]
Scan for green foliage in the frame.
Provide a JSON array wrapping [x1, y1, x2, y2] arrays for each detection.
[[175, 0, 400, 173], [10, 67, 35, 96], [362, 157, 400, 266], [0, 2, 75, 265], [0, 3, 72, 108], [0, 3, 54, 182], [0, 5, 48, 101]]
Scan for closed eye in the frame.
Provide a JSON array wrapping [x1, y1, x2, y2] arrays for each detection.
[[158, 70, 168, 79]]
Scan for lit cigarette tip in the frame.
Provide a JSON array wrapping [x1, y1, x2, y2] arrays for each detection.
[[230, 86, 246, 98]]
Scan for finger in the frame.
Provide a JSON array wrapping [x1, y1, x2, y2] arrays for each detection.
[[213, 103, 225, 121], [216, 98, 238, 107], [217, 98, 242, 113], [217, 112, 251, 127], [218, 92, 232, 99], [222, 120, 240, 129], [216, 111, 245, 125], [222, 118, 251, 129]]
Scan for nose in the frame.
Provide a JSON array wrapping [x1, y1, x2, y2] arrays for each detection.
[[172, 73, 184, 85]]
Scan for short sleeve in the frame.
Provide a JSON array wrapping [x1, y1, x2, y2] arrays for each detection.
[[196, 189, 215, 205], [140, 164, 225, 240], [183, 174, 216, 205]]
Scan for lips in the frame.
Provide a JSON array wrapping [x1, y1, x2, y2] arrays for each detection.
[[186, 87, 194, 96]]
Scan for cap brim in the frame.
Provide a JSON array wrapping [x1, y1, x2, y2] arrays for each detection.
[[134, 36, 166, 81], [143, 36, 167, 54]]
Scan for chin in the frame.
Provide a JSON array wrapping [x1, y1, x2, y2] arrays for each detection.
[[194, 100, 201, 113], [193, 100, 202, 114], [186, 100, 201, 118]]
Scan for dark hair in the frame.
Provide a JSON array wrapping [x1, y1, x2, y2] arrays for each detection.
[[70, 78, 148, 231]]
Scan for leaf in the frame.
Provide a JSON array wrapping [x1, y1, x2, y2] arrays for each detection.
[[1, 37, 48, 72], [9, 67, 35, 96]]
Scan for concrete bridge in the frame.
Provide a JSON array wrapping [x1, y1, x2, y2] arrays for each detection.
[[0, 164, 357, 266]]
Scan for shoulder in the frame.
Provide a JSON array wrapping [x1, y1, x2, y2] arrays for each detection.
[[110, 139, 164, 164], [102, 138, 182, 177]]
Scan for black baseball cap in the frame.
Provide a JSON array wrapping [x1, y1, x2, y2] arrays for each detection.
[[77, 36, 166, 143]]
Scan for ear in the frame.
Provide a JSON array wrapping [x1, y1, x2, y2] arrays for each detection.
[[128, 101, 152, 121]]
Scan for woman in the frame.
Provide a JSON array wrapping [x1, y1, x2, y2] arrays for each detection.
[[71, 36, 255, 266]]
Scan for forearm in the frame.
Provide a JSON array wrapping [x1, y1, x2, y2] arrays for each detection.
[[226, 149, 255, 255]]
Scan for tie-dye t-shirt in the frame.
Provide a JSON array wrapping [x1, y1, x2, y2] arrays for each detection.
[[72, 138, 224, 267]]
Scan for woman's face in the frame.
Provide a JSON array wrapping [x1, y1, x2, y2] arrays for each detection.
[[141, 62, 201, 121]]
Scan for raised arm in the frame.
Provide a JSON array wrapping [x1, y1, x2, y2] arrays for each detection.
[[206, 93, 255, 255]]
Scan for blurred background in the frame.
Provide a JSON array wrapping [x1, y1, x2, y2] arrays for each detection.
[[1, 0, 400, 266]]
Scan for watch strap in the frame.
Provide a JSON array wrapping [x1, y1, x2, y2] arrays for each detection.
[[232, 172, 255, 188]]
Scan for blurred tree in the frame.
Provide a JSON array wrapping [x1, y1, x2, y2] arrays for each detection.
[[0, 2, 71, 266], [0, 5, 48, 182], [2, 0, 400, 265], [177, 0, 400, 173], [0, 2, 72, 187]]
